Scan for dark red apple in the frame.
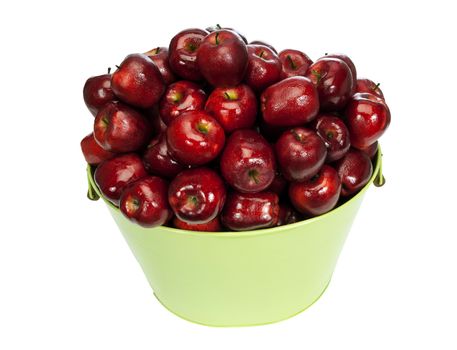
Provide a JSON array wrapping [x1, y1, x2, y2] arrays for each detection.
[[197, 29, 248, 87], [220, 130, 276, 193], [261, 76, 319, 127], [168, 168, 226, 224], [244, 45, 281, 92], [144, 47, 176, 85], [289, 164, 341, 216], [173, 216, 221, 232], [221, 191, 279, 231], [278, 49, 313, 79], [325, 53, 357, 85], [258, 119, 289, 143], [93, 101, 151, 153], [335, 149, 373, 196], [359, 141, 378, 159], [94, 153, 148, 205], [159, 80, 207, 125], [306, 57, 354, 111], [356, 78, 384, 99], [80, 133, 115, 165], [142, 133, 184, 178], [120, 176, 171, 227], [166, 111, 225, 166], [267, 173, 287, 197], [249, 40, 277, 53], [111, 53, 165, 109], [205, 84, 257, 132], [344, 93, 391, 149], [83, 69, 116, 117], [206, 24, 248, 44], [314, 114, 351, 162], [275, 128, 327, 182], [276, 202, 300, 226], [168, 28, 208, 81]]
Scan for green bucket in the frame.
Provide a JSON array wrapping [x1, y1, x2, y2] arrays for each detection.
[[87, 147, 384, 327]]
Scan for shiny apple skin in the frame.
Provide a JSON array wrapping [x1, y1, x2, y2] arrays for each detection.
[[314, 114, 351, 162], [144, 46, 177, 85], [221, 191, 279, 231], [289, 164, 341, 216], [120, 176, 171, 227], [168, 168, 226, 224], [94, 153, 148, 206], [335, 149, 373, 196], [83, 72, 116, 117], [173, 216, 222, 232], [278, 49, 313, 79], [81, 133, 115, 165]]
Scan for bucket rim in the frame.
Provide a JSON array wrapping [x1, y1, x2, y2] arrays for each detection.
[[87, 145, 383, 238]]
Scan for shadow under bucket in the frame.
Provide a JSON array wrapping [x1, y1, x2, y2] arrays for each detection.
[[87, 146, 384, 327]]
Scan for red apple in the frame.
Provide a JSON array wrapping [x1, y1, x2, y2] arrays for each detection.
[[356, 78, 384, 99], [166, 111, 225, 166], [111, 53, 165, 109], [168, 168, 226, 223], [325, 53, 357, 85], [94, 153, 148, 205], [244, 45, 281, 92], [168, 28, 208, 81], [83, 69, 116, 117], [197, 29, 248, 87], [249, 40, 277, 53], [314, 114, 351, 162], [261, 76, 319, 127], [221, 191, 279, 231], [173, 216, 221, 232], [275, 128, 327, 182], [142, 133, 185, 178], [144, 47, 176, 85], [205, 84, 257, 133], [80, 133, 115, 165], [206, 25, 248, 44], [289, 164, 341, 216], [220, 130, 276, 193], [267, 173, 288, 197], [93, 101, 151, 153], [120, 176, 171, 227], [335, 149, 373, 196], [159, 80, 207, 125], [344, 93, 391, 149], [278, 49, 313, 79], [306, 57, 354, 111]]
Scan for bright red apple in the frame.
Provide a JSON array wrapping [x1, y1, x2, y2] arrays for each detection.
[[278, 49, 313, 79], [168, 168, 226, 223], [80, 133, 115, 165], [144, 47, 176, 85], [93, 101, 151, 153], [205, 84, 257, 133], [159, 80, 207, 125], [120, 176, 172, 227], [94, 153, 148, 205], [83, 69, 116, 117]]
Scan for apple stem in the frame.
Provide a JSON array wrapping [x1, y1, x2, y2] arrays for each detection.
[[215, 32, 220, 45], [259, 51, 265, 58], [216, 24, 222, 29], [115, 65, 120, 69], [155, 47, 160, 54], [224, 92, 231, 100], [311, 69, 322, 84], [248, 170, 260, 184], [290, 129, 302, 142], [324, 52, 328, 56], [107, 67, 111, 74], [287, 55, 297, 70], [373, 83, 381, 91]]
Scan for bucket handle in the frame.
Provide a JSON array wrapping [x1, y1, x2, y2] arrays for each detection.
[[87, 166, 100, 201], [374, 151, 386, 187]]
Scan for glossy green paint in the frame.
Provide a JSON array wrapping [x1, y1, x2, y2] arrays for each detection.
[[87, 148, 383, 327]]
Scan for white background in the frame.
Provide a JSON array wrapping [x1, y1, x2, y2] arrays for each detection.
[[1, 0, 456, 349]]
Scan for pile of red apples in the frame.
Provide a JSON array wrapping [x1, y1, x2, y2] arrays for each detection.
[[81, 25, 390, 231]]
